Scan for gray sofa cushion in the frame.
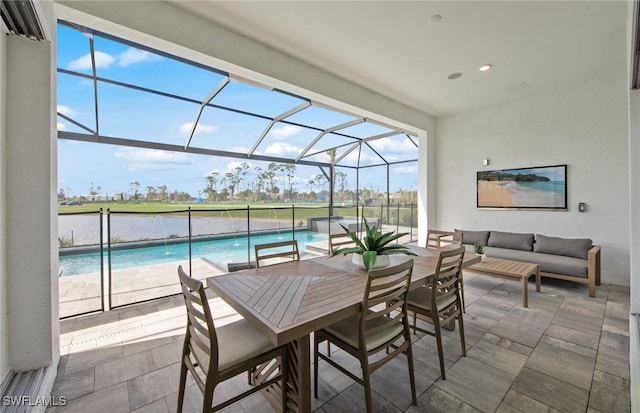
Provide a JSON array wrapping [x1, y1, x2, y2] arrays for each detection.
[[464, 245, 588, 278], [534, 234, 592, 260], [487, 231, 535, 251], [455, 229, 490, 246]]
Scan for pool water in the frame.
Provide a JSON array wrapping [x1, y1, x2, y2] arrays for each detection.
[[59, 231, 327, 276]]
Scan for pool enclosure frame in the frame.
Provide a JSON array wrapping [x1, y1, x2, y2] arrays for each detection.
[[56, 20, 419, 211], [56, 20, 420, 318]]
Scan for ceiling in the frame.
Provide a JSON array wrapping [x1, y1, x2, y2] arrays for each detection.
[[171, 1, 628, 117]]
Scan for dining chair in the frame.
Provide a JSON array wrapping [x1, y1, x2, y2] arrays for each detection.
[[328, 232, 355, 255], [313, 260, 417, 412], [426, 230, 466, 312], [406, 246, 466, 380], [255, 240, 300, 268], [177, 266, 288, 413]]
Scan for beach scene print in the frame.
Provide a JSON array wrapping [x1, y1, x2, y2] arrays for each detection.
[[477, 165, 566, 208]]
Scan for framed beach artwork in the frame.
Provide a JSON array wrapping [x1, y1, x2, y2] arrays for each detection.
[[477, 164, 567, 210]]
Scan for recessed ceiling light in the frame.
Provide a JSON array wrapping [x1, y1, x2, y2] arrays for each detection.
[[428, 15, 442, 24], [479, 64, 493, 72], [447, 72, 462, 80]]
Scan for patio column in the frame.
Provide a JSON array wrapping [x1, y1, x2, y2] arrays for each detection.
[[5, 33, 58, 371]]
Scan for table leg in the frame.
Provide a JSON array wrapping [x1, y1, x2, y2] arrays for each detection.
[[285, 335, 311, 413], [521, 275, 529, 308], [535, 266, 541, 292]]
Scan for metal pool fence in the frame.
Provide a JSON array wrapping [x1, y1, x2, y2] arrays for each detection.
[[57, 204, 418, 318]]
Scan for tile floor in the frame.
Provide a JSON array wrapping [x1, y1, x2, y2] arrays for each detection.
[[48, 271, 631, 413]]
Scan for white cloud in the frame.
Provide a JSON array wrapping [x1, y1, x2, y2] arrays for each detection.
[[225, 161, 254, 173], [270, 125, 302, 139], [57, 122, 66, 131], [67, 47, 159, 71], [57, 105, 77, 117], [228, 146, 250, 153], [114, 148, 190, 171], [369, 137, 417, 153], [118, 48, 153, 66], [264, 142, 301, 156], [178, 122, 220, 137], [393, 165, 418, 174], [68, 51, 115, 70], [343, 150, 369, 164]]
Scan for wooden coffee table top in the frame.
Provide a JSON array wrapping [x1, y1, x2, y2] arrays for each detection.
[[467, 257, 541, 308], [468, 257, 538, 278]]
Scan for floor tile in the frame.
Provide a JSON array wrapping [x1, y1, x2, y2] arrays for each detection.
[[512, 367, 589, 413], [589, 376, 630, 413], [406, 386, 480, 413], [56, 382, 130, 413], [524, 335, 595, 390], [435, 357, 513, 412], [94, 350, 157, 390], [499, 389, 563, 413], [127, 363, 181, 410]]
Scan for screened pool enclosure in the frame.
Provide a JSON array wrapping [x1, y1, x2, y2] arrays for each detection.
[[56, 21, 420, 318]]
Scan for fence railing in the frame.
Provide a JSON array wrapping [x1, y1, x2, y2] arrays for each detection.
[[58, 203, 418, 318]]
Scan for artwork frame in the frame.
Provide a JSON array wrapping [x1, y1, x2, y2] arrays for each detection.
[[476, 164, 567, 210]]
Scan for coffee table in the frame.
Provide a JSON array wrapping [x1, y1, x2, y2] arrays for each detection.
[[467, 257, 540, 308]]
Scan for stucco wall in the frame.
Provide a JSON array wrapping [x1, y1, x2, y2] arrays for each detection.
[[6, 34, 58, 370], [435, 72, 630, 286], [0, 18, 9, 383]]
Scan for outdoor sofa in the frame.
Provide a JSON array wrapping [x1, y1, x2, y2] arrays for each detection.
[[455, 230, 601, 297]]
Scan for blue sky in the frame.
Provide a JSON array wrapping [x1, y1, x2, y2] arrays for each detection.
[[56, 24, 418, 199]]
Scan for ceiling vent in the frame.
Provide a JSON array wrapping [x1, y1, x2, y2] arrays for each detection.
[[1, 0, 46, 41]]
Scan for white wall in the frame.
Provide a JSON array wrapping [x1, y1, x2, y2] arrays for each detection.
[[6, 33, 59, 370], [435, 72, 630, 286], [0, 19, 9, 383]]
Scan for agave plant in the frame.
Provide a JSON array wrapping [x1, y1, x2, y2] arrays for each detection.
[[332, 217, 416, 269]]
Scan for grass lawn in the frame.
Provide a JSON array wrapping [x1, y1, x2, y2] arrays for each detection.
[[58, 202, 362, 220]]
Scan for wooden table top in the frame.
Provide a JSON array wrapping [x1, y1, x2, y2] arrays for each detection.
[[467, 257, 539, 277], [207, 246, 480, 346]]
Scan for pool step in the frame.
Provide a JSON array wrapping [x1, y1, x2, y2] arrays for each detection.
[[305, 241, 329, 255]]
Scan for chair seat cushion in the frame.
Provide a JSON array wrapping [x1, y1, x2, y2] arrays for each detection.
[[322, 311, 405, 351], [194, 318, 277, 373], [407, 286, 456, 312]]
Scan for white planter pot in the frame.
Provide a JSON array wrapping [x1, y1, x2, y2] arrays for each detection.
[[351, 253, 390, 270], [476, 253, 487, 262]]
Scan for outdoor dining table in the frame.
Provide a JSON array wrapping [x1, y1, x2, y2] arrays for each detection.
[[206, 245, 480, 413]]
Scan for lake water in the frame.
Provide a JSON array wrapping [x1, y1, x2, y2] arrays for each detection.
[[58, 214, 296, 245]]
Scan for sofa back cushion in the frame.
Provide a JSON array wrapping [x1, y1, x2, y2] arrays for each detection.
[[534, 234, 593, 259], [454, 229, 490, 246], [487, 231, 535, 251]]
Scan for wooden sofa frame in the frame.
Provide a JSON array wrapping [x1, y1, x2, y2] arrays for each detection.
[[538, 245, 601, 297]]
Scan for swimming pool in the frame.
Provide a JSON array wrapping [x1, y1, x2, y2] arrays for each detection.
[[59, 231, 327, 276]]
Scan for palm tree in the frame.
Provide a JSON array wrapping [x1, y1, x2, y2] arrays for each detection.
[[327, 148, 336, 214]]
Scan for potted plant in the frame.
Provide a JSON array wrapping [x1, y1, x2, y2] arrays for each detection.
[[474, 242, 487, 262], [332, 216, 417, 270]]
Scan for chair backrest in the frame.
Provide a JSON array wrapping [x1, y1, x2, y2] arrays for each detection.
[[430, 246, 465, 309], [360, 259, 414, 351], [328, 232, 356, 255], [177, 265, 218, 387], [426, 230, 463, 249], [254, 240, 300, 268]]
